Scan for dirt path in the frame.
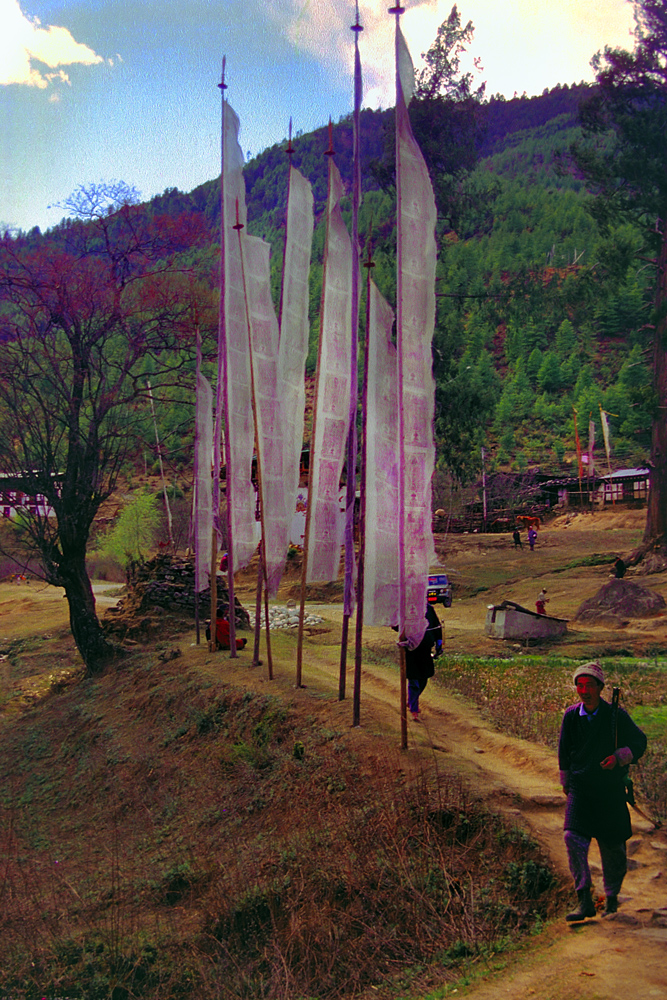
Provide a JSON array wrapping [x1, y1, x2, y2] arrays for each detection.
[[207, 631, 667, 1000]]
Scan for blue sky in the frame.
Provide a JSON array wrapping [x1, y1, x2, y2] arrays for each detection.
[[1, 0, 636, 233]]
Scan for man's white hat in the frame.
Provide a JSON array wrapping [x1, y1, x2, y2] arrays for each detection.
[[573, 661, 605, 687]]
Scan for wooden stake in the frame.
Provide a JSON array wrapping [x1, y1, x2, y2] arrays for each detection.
[[209, 527, 218, 652]]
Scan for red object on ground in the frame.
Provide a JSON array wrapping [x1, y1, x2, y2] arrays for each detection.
[[211, 618, 246, 650]]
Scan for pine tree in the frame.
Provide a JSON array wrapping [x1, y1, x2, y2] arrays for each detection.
[[574, 0, 667, 554]]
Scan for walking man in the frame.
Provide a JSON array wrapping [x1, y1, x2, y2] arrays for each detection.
[[558, 661, 647, 920]]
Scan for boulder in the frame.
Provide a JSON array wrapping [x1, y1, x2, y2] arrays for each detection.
[[575, 578, 666, 623]]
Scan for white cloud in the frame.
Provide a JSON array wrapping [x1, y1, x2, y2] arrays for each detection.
[[0, 0, 105, 88], [273, 0, 634, 104], [271, 0, 429, 108]]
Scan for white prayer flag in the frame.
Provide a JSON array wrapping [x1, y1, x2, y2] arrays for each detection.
[[396, 24, 437, 649], [278, 166, 315, 558], [600, 407, 612, 470], [363, 280, 400, 625], [194, 371, 213, 593], [242, 235, 287, 595], [306, 157, 354, 584], [217, 102, 257, 572]]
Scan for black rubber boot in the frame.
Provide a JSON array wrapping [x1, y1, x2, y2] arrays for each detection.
[[604, 894, 619, 915], [566, 888, 596, 922]]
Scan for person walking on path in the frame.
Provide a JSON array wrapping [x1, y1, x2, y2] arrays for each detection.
[[399, 604, 443, 722], [558, 661, 647, 921], [527, 526, 537, 551], [535, 588, 549, 615]]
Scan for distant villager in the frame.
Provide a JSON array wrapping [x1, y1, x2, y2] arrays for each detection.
[[536, 588, 548, 615], [613, 557, 626, 579]]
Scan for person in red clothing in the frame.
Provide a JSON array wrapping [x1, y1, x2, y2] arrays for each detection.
[[206, 617, 247, 650]]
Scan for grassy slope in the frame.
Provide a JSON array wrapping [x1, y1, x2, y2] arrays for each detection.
[[2, 511, 667, 998], [0, 628, 559, 1000]]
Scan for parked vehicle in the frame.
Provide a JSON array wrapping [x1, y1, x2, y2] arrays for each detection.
[[427, 573, 452, 608]]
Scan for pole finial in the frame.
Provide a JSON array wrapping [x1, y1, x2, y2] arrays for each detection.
[[218, 56, 227, 91], [388, 5, 405, 14], [351, 0, 363, 32], [325, 118, 335, 157], [286, 117, 294, 158]]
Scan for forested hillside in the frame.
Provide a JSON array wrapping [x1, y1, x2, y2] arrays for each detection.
[[7, 84, 653, 487], [212, 82, 650, 484]]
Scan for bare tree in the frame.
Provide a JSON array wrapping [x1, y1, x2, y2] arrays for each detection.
[[0, 185, 208, 673]]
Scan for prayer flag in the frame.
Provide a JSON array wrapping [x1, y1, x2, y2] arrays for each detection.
[[244, 234, 286, 596], [216, 101, 257, 572], [306, 157, 354, 584], [363, 280, 399, 625], [395, 24, 437, 649], [588, 418, 596, 476], [278, 166, 315, 560], [600, 406, 612, 471], [194, 370, 213, 593]]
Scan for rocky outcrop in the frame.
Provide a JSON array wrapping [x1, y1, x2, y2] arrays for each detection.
[[103, 554, 250, 639]]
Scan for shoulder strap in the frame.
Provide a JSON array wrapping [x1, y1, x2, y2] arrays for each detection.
[[611, 686, 620, 748]]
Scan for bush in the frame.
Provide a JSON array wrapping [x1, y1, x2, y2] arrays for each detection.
[[97, 490, 160, 565]]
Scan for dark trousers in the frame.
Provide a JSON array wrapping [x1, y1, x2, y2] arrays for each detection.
[[408, 677, 428, 714], [564, 829, 627, 896]]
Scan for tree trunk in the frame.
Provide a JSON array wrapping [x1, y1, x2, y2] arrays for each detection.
[[59, 550, 117, 675], [643, 226, 667, 550]]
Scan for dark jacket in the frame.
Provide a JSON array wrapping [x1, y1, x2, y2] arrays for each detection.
[[405, 605, 442, 683], [558, 698, 647, 841]]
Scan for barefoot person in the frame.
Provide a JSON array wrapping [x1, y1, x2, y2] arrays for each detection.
[[558, 661, 647, 921]]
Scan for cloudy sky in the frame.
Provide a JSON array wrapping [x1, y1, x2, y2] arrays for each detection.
[[2, 0, 636, 233]]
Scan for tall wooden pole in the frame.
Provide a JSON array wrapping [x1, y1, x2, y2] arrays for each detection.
[[210, 60, 227, 653], [338, 1, 364, 700], [391, 4, 408, 750], [353, 240, 375, 727], [216, 60, 238, 658]]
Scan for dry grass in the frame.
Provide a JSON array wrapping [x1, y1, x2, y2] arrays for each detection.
[[0, 647, 561, 1000], [2, 508, 665, 998]]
